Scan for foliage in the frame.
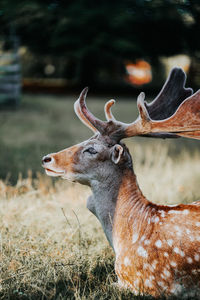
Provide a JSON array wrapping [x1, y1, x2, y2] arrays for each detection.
[[1, 1, 200, 85]]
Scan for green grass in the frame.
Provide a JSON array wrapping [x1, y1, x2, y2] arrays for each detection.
[[0, 94, 200, 299]]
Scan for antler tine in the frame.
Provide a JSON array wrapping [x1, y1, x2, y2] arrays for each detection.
[[125, 92, 151, 137], [136, 92, 180, 139], [137, 92, 151, 125], [104, 99, 116, 121], [77, 87, 107, 134], [146, 67, 193, 120], [74, 99, 97, 133]]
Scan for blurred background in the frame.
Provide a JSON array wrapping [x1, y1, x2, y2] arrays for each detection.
[[0, 0, 200, 183], [1, 3, 200, 299]]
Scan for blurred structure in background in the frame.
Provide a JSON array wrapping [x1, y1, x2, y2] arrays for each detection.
[[0, 0, 200, 95], [162, 54, 191, 75], [0, 34, 21, 106], [125, 60, 152, 86]]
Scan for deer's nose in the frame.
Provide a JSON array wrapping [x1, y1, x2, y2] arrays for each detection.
[[42, 156, 52, 164]]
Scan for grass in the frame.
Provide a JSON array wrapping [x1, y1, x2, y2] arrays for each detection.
[[0, 94, 200, 299]]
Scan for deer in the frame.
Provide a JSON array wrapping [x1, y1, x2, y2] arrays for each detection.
[[42, 67, 200, 298]]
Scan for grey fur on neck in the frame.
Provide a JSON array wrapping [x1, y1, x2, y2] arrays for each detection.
[[87, 169, 124, 249]]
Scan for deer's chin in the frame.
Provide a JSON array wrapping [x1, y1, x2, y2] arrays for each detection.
[[45, 168, 65, 177], [61, 172, 88, 184], [60, 172, 76, 182]]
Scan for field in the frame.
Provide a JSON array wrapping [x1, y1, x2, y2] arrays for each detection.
[[0, 94, 200, 299]]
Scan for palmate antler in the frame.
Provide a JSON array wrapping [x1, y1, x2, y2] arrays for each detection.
[[75, 67, 200, 142]]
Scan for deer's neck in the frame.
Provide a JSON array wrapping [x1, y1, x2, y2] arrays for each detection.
[[112, 170, 150, 253], [88, 168, 148, 249]]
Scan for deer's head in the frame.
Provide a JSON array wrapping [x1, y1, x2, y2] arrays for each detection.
[[42, 68, 200, 185]]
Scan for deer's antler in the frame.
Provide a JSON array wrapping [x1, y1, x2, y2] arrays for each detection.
[[124, 68, 200, 139], [74, 89, 97, 133], [74, 87, 107, 134], [124, 90, 200, 139], [75, 68, 200, 141], [145, 67, 193, 120]]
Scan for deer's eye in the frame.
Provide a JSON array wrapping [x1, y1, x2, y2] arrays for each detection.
[[84, 147, 98, 155]]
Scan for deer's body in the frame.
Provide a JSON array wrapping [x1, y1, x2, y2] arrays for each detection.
[[42, 68, 200, 297], [113, 169, 200, 296]]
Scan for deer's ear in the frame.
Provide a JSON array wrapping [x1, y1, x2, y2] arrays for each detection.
[[111, 144, 124, 164]]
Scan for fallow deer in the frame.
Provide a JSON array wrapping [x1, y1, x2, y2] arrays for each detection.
[[42, 68, 200, 297]]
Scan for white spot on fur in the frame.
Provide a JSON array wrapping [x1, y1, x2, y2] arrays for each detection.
[[157, 281, 167, 289], [145, 279, 153, 288], [173, 247, 180, 254], [124, 257, 131, 266], [132, 233, 138, 244], [164, 252, 169, 257], [173, 247, 184, 257], [195, 254, 200, 261], [186, 229, 191, 234], [192, 269, 200, 275], [168, 210, 179, 214], [170, 283, 183, 294], [159, 210, 166, 218], [140, 235, 146, 241], [168, 209, 188, 215], [152, 260, 158, 270], [163, 269, 171, 278], [196, 222, 200, 227], [190, 235, 195, 242], [161, 274, 165, 279], [143, 263, 151, 270], [180, 251, 185, 257], [144, 240, 150, 245], [133, 278, 139, 287], [155, 240, 162, 248], [167, 239, 173, 247], [187, 257, 193, 264], [170, 261, 177, 267], [174, 225, 182, 237], [154, 216, 159, 223], [137, 246, 148, 258]]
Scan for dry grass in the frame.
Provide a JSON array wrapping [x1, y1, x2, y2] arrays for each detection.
[[0, 143, 200, 299], [0, 173, 116, 299]]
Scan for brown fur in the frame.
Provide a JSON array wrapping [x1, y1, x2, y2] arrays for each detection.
[[113, 169, 200, 297]]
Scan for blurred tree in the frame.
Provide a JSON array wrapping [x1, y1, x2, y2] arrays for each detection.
[[181, 0, 200, 87], [0, 0, 199, 87]]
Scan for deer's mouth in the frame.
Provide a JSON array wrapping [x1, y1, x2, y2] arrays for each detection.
[[44, 167, 65, 177]]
